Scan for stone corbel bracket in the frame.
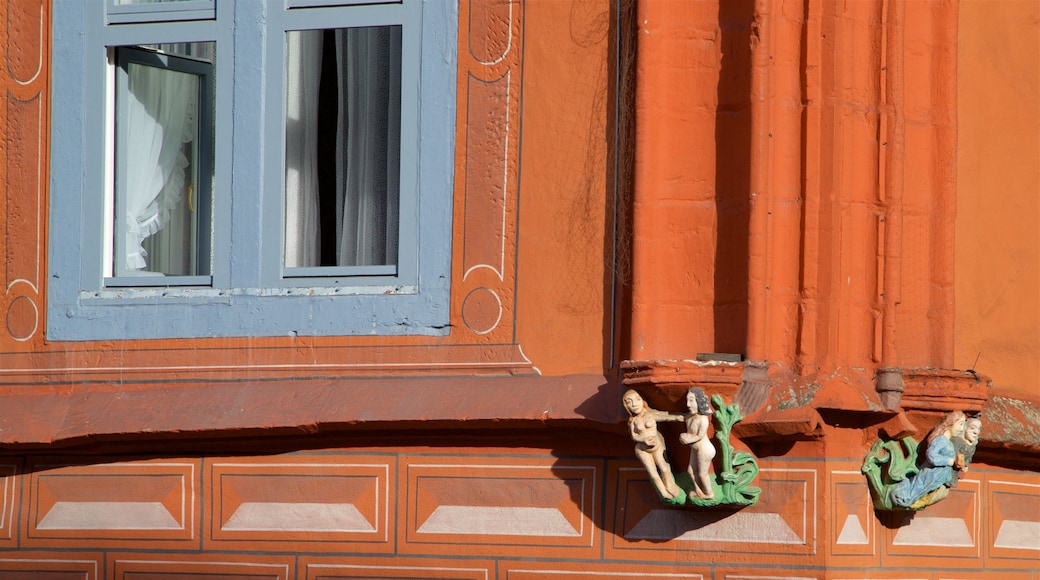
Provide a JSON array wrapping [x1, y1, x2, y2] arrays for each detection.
[[621, 359, 822, 439], [900, 368, 990, 413], [620, 359, 746, 406], [876, 368, 991, 440]]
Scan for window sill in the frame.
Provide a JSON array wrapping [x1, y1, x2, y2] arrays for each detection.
[[52, 283, 445, 340]]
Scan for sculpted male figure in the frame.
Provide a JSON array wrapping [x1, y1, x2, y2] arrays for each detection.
[[952, 417, 982, 479]]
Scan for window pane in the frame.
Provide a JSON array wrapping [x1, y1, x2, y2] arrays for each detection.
[[139, 42, 216, 63], [114, 45, 214, 279], [283, 26, 402, 271]]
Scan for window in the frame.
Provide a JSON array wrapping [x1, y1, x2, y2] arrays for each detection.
[[48, 0, 457, 340], [282, 27, 403, 278], [265, 6, 423, 289], [108, 44, 214, 286]]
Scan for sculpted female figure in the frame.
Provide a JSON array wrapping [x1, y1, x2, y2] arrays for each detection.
[[623, 389, 684, 501], [679, 388, 716, 499], [891, 410, 967, 508]]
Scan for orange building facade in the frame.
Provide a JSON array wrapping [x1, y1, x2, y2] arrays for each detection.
[[0, 0, 1037, 578]]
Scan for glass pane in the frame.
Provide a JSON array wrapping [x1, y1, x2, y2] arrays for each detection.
[[114, 0, 198, 4], [115, 44, 213, 278], [283, 26, 402, 270], [139, 43, 216, 64]]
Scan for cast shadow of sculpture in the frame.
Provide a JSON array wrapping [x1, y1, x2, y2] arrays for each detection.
[[862, 411, 981, 512], [623, 388, 760, 508]]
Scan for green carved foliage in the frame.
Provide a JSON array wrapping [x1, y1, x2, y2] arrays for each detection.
[[861, 436, 922, 511]]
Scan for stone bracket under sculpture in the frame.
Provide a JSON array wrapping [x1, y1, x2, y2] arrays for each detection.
[[862, 411, 981, 511], [623, 388, 760, 508]]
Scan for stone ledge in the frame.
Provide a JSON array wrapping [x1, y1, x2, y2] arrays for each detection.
[[0, 374, 615, 448], [901, 368, 991, 413]]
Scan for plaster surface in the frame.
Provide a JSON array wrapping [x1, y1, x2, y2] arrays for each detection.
[[955, 0, 1040, 401]]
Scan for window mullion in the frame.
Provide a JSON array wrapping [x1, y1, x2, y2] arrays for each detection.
[[225, 0, 268, 290]]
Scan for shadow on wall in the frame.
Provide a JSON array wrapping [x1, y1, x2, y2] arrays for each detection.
[[714, 0, 754, 354]]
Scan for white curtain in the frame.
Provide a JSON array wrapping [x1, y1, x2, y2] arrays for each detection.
[[283, 31, 323, 268], [123, 62, 197, 272], [335, 26, 401, 267], [284, 27, 401, 268]]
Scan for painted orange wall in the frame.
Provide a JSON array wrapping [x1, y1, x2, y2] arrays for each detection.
[[515, 0, 614, 375], [956, 0, 1040, 400], [627, 0, 727, 362]]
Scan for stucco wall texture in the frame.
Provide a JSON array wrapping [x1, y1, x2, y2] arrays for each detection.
[[956, 0, 1040, 401], [0, 0, 1037, 575]]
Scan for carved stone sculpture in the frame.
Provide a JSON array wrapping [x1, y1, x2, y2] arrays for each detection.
[[623, 389, 687, 505], [862, 410, 978, 510], [623, 389, 760, 507], [680, 388, 717, 500], [950, 417, 981, 486], [683, 394, 761, 507]]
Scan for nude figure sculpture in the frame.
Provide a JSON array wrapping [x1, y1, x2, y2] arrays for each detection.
[[679, 387, 717, 500], [623, 389, 685, 502]]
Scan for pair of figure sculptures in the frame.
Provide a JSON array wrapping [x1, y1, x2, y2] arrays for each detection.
[[623, 388, 717, 503], [862, 410, 982, 510]]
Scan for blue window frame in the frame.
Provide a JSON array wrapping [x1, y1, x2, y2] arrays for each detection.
[[106, 0, 216, 24], [108, 44, 215, 287], [48, 0, 457, 341]]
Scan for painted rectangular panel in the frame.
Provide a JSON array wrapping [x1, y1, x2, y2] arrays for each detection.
[[936, 573, 1033, 580], [826, 575, 928, 580], [719, 573, 818, 580], [1, 0, 50, 358], [450, 0, 523, 344], [300, 556, 493, 580], [206, 455, 393, 553], [5, 91, 42, 290], [829, 469, 877, 560], [24, 460, 198, 549], [402, 456, 597, 557], [109, 553, 291, 580], [881, 477, 982, 569], [985, 472, 1040, 567], [0, 553, 99, 579], [6, 0, 46, 84], [0, 463, 17, 546], [467, 0, 513, 65], [605, 462, 818, 563], [462, 71, 510, 282], [501, 560, 705, 580], [3, 90, 44, 345]]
